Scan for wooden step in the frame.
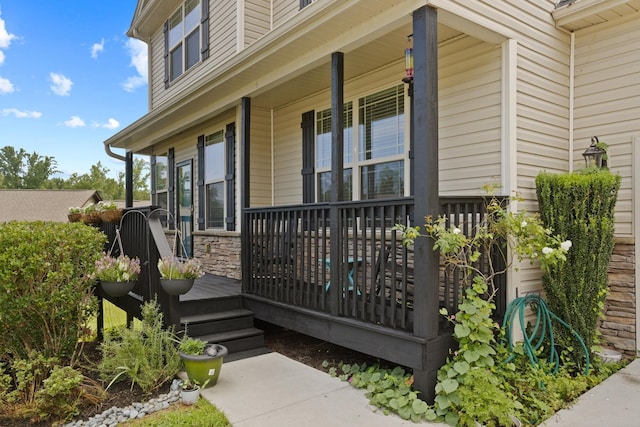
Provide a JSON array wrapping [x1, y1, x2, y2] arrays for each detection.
[[181, 309, 255, 336], [193, 327, 265, 354]]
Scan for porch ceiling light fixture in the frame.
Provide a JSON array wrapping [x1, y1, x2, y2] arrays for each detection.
[[582, 136, 607, 169], [402, 34, 413, 84]]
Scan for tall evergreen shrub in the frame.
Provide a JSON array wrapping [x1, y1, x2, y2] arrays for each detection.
[[0, 222, 106, 362], [535, 170, 620, 359]]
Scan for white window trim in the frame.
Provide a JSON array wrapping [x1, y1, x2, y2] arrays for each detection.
[[204, 130, 226, 230]]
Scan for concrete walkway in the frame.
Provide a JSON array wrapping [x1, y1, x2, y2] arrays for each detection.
[[539, 358, 640, 427], [199, 352, 436, 426], [200, 352, 640, 426]]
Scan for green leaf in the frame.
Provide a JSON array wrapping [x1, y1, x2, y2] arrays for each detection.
[[454, 323, 471, 337], [412, 398, 429, 414], [463, 350, 480, 363], [445, 411, 460, 426], [441, 378, 459, 394], [434, 394, 451, 410], [453, 361, 470, 375]]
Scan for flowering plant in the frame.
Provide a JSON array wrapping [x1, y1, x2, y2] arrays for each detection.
[[93, 253, 141, 282], [157, 256, 203, 280]]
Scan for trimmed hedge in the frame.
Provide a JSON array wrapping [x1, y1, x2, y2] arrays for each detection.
[[0, 222, 106, 362], [536, 170, 621, 360]]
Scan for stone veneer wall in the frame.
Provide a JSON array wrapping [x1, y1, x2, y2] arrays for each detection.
[[599, 240, 636, 357], [192, 232, 242, 280]]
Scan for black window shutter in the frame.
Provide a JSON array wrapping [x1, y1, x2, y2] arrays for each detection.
[[200, 0, 210, 60], [300, 0, 313, 10], [301, 110, 315, 204], [225, 123, 236, 231], [197, 136, 205, 230], [163, 20, 169, 89], [168, 148, 175, 230], [150, 155, 157, 205]]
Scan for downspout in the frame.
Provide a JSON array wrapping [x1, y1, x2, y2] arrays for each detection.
[[104, 143, 133, 207], [568, 32, 575, 172]]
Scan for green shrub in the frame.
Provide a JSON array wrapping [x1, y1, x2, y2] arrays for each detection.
[[0, 221, 106, 362], [99, 299, 182, 394], [536, 170, 621, 362]]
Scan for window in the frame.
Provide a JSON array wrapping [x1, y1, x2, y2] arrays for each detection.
[[168, 0, 201, 82], [299, 0, 315, 10], [312, 85, 406, 201], [204, 130, 225, 229], [154, 154, 169, 226], [316, 103, 353, 202], [358, 86, 405, 199]]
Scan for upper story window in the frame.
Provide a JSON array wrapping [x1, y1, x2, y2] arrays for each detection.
[[204, 130, 225, 229], [168, 0, 201, 82], [299, 0, 315, 10], [312, 85, 406, 202]]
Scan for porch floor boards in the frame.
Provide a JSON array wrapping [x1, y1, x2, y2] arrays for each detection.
[[179, 273, 242, 301]]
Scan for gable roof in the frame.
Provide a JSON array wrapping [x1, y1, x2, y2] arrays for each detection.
[[0, 190, 101, 223]]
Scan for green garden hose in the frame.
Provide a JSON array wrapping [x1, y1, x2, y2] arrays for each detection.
[[501, 294, 590, 375]]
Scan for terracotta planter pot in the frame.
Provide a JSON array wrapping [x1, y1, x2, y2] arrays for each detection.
[[100, 280, 135, 297], [160, 278, 195, 295]]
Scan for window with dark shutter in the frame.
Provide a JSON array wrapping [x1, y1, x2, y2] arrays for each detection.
[[225, 123, 236, 231], [168, 148, 175, 229], [165, 0, 208, 85], [197, 135, 205, 230], [301, 110, 315, 204], [300, 0, 313, 10]]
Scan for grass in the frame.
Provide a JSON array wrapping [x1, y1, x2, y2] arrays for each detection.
[[122, 398, 231, 426]]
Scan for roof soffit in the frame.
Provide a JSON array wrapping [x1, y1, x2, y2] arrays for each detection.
[[127, 0, 182, 40], [553, 0, 640, 31]]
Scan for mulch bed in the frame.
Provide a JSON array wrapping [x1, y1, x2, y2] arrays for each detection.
[[0, 322, 386, 426]]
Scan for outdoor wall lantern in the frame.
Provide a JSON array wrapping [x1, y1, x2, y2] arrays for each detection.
[[402, 35, 413, 84], [582, 136, 608, 169]]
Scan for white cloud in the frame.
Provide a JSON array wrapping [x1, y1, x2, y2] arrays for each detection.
[[0, 76, 13, 93], [1, 108, 41, 118], [0, 50, 4, 66], [91, 38, 104, 59], [64, 116, 85, 128], [121, 39, 147, 92], [0, 11, 17, 49], [102, 118, 120, 129], [50, 72, 73, 96]]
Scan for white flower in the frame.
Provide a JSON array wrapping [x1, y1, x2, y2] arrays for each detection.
[[542, 247, 553, 255], [521, 221, 527, 227], [453, 227, 461, 235], [560, 240, 572, 251]]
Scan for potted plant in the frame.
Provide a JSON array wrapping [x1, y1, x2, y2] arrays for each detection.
[[179, 378, 202, 405], [179, 336, 227, 388], [157, 256, 204, 295], [97, 200, 123, 223], [68, 206, 83, 223], [93, 252, 141, 297], [81, 203, 101, 224]]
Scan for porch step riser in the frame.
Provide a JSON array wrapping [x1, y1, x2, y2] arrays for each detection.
[[181, 315, 255, 337], [179, 296, 243, 316], [192, 328, 265, 354]]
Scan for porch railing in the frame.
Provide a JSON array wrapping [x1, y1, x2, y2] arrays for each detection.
[[243, 196, 506, 334]]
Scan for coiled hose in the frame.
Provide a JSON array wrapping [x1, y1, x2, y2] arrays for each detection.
[[501, 294, 590, 375]]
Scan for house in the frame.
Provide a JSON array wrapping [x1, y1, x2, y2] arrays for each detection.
[[103, 0, 640, 399], [0, 189, 101, 222]]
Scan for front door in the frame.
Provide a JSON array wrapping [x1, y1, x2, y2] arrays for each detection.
[[176, 160, 193, 258]]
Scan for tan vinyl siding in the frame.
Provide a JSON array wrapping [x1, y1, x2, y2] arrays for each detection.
[[250, 107, 273, 207], [272, 0, 298, 28], [573, 15, 640, 237], [439, 36, 502, 195], [150, 0, 238, 109], [244, 0, 271, 46]]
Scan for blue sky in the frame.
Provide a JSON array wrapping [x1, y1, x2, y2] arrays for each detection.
[[0, 1, 147, 179]]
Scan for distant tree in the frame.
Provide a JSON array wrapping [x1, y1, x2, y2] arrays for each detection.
[[64, 162, 123, 200], [0, 146, 58, 189], [118, 157, 151, 201]]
